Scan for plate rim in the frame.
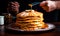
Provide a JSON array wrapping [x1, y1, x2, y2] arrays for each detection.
[[5, 23, 55, 31]]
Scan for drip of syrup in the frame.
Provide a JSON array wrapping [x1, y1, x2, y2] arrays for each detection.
[[28, 2, 40, 10]]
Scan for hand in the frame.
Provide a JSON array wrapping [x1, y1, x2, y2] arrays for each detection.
[[40, 1, 56, 12], [7, 1, 20, 12]]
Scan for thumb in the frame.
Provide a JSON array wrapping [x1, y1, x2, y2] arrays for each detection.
[[40, 1, 49, 12], [40, 1, 48, 7]]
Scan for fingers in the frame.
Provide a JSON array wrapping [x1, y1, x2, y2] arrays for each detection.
[[8, 1, 20, 12], [47, 1, 56, 12], [40, 1, 49, 12], [40, 1, 48, 7], [9, 1, 20, 7], [40, 1, 56, 12]]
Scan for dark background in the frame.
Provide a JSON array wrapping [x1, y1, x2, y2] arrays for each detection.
[[0, 0, 60, 22]]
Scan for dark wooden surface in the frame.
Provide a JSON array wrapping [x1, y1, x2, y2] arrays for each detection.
[[0, 22, 60, 36]]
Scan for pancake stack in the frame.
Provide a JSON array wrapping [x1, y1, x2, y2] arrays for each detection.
[[15, 10, 48, 31]]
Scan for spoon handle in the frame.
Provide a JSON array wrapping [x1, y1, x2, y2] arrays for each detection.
[[32, 2, 40, 6]]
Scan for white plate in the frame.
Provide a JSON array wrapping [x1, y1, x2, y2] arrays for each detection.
[[6, 23, 55, 31]]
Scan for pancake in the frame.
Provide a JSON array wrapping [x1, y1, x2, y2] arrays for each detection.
[[15, 10, 48, 31]]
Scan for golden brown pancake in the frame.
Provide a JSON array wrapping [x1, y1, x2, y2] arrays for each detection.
[[15, 10, 48, 31]]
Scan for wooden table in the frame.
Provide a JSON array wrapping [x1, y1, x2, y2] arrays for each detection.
[[0, 22, 60, 36]]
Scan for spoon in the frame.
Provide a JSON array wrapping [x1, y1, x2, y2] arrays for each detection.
[[28, 2, 40, 10]]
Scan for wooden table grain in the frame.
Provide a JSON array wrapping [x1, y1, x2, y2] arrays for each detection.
[[0, 22, 60, 36]]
